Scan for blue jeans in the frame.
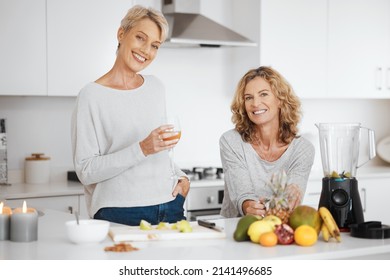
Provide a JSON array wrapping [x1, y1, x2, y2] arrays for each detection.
[[93, 194, 186, 226]]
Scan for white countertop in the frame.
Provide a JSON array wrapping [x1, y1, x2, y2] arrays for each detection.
[[1, 209, 389, 260], [2, 166, 390, 200], [0, 181, 84, 200]]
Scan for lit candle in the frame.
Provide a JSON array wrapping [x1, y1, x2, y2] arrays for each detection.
[[10, 200, 38, 242], [0, 202, 12, 240]]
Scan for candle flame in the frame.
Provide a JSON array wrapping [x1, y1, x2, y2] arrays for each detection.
[[22, 200, 27, 213], [0, 202, 3, 214]]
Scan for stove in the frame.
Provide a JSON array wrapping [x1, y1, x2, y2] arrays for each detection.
[[183, 167, 225, 221]]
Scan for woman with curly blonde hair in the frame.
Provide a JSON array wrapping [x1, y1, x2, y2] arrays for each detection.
[[219, 66, 315, 218]]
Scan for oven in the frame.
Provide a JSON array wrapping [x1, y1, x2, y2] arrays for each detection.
[[183, 167, 225, 221]]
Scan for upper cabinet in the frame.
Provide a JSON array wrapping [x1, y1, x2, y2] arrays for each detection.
[[0, 0, 47, 95], [260, 0, 328, 98], [0, 0, 134, 96], [328, 0, 390, 98], [47, 0, 134, 96], [260, 0, 390, 99]]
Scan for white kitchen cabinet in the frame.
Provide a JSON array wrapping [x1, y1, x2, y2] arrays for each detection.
[[6, 194, 88, 217], [302, 180, 322, 209], [259, 0, 328, 98], [0, 0, 47, 95], [328, 0, 390, 98], [359, 177, 390, 225], [47, 0, 134, 96]]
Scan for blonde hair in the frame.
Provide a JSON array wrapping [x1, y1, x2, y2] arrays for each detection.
[[119, 5, 169, 42], [231, 66, 301, 144]]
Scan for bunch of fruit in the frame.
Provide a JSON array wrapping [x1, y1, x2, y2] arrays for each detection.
[[233, 205, 341, 247], [328, 170, 352, 179], [139, 219, 193, 233]]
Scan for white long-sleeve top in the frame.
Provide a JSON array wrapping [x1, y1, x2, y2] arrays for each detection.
[[71, 75, 185, 218]]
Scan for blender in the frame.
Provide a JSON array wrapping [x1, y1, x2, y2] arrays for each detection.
[[316, 123, 376, 231]]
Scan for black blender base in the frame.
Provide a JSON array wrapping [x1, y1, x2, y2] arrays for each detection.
[[318, 177, 364, 230]]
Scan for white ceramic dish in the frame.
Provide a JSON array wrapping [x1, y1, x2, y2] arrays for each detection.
[[377, 135, 390, 163], [65, 219, 109, 244]]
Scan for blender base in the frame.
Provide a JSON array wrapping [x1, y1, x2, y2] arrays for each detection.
[[318, 177, 364, 231]]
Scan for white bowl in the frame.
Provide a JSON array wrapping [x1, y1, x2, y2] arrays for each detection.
[[65, 219, 110, 244]]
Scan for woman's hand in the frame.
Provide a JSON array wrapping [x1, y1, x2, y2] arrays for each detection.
[[172, 177, 190, 197], [242, 198, 266, 217], [286, 184, 302, 211], [139, 125, 180, 156]]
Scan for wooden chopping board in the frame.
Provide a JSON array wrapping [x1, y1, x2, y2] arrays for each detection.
[[109, 221, 226, 242]]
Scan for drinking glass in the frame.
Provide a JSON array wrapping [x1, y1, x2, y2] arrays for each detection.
[[161, 116, 181, 180]]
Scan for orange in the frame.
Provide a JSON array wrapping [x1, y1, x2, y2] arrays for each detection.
[[259, 231, 278, 247], [294, 225, 318, 246]]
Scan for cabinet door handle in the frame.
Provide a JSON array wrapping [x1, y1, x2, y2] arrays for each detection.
[[387, 68, 390, 90], [361, 188, 366, 212], [68, 206, 73, 214], [376, 67, 383, 90]]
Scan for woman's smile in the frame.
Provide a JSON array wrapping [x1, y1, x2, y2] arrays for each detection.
[[133, 52, 146, 63]]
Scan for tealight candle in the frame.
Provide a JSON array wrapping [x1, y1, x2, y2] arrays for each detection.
[[10, 200, 38, 242], [0, 202, 12, 240]]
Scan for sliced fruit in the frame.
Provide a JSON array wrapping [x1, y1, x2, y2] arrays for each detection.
[[294, 225, 318, 246], [247, 220, 274, 243], [274, 224, 294, 245], [139, 219, 152, 230], [156, 222, 169, 230], [176, 220, 193, 233]]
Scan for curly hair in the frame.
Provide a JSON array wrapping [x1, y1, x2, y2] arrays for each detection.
[[231, 66, 301, 144]]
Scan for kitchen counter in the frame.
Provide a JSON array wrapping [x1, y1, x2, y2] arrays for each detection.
[[2, 166, 390, 200], [0, 181, 84, 200], [1, 209, 389, 260]]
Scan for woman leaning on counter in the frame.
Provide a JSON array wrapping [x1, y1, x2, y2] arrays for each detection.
[[219, 66, 315, 218], [71, 5, 189, 226]]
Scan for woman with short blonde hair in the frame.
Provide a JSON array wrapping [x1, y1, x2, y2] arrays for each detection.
[[72, 5, 190, 226]]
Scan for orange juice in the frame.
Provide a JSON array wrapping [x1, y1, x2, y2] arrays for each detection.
[[162, 131, 181, 141]]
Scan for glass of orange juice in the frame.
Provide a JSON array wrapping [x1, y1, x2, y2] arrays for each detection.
[[161, 116, 181, 180]]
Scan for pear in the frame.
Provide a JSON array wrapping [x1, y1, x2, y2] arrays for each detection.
[[176, 220, 193, 233], [263, 215, 282, 229], [156, 222, 169, 230], [139, 219, 152, 230]]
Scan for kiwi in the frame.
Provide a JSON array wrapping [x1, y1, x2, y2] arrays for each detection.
[[233, 215, 260, 242]]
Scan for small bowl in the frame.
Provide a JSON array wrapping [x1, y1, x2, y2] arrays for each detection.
[[65, 219, 110, 244]]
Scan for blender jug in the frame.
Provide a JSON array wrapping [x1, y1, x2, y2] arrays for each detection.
[[316, 123, 376, 178], [315, 123, 376, 230]]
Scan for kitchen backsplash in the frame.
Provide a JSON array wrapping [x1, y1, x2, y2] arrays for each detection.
[[1, 95, 390, 184]]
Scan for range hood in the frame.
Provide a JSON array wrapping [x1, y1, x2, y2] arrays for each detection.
[[162, 0, 256, 47]]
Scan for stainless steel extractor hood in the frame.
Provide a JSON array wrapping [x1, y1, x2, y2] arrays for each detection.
[[162, 0, 256, 47]]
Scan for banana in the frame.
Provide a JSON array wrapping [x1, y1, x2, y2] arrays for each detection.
[[321, 223, 330, 242], [318, 207, 341, 242]]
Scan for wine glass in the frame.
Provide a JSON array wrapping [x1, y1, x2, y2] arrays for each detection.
[[161, 116, 181, 181]]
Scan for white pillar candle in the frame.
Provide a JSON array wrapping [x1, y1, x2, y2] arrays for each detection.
[[0, 202, 12, 240], [10, 201, 38, 242]]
